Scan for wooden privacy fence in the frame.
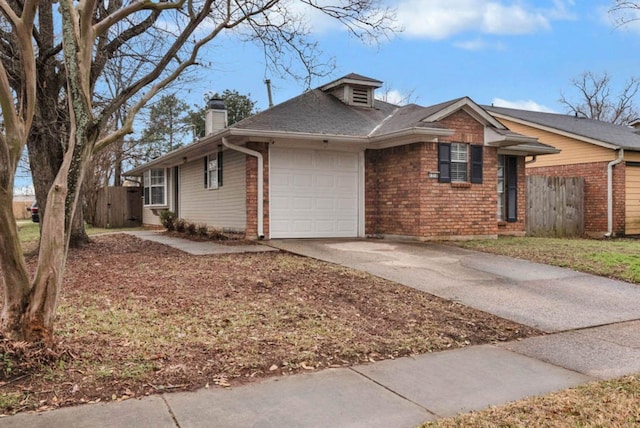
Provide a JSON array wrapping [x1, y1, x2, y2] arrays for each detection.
[[93, 187, 142, 228], [13, 199, 32, 220], [526, 175, 584, 237]]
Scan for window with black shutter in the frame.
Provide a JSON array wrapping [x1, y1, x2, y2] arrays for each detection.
[[470, 145, 483, 184], [438, 143, 483, 184], [438, 143, 451, 183]]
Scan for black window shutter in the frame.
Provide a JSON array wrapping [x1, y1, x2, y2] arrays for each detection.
[[438, 143, 451, 183], [470, 145, 483, 184], [506, 156, 518, 222], [217, 151, 223, 187], [204, 157, 208, 188]]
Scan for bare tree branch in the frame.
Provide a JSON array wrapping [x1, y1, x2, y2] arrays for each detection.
[[559, 71, 640, 125]]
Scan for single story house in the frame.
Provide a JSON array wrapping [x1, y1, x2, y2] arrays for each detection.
[[126, 73, 558, 240], [485, 106, 640, 236]]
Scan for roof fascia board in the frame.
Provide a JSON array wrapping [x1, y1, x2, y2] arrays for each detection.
[[490, 112, 620, 150], [423, 98, 507, 129], [485, 127, 539, 147], [368, 127, 454, 146], [498, 144, 560, 156], [125, 129, 232, 175]]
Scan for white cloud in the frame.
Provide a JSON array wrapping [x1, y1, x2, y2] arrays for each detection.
[[453, 38, 506, 51], [492, 97, 557, 113], [395, 0, 574, 39], [376, 89, 409, 105]]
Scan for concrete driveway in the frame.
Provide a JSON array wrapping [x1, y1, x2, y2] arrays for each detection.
[[268, 239, 640, 333]]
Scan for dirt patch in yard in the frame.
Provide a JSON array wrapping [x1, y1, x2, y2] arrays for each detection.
[[0, 234, 541, 415]]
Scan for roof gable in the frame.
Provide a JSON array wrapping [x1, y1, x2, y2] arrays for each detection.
[[422, 97, 507, 129]]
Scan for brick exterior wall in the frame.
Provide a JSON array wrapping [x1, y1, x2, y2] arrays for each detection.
[[365, 110, 524, 239], [245, 142, 270, 239], [365, 144, 422, 236], [527, 161, 625, 236]]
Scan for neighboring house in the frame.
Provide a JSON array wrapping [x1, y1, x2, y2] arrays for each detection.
[[126, 74, 558, 240], [486, 106, 640, 236]]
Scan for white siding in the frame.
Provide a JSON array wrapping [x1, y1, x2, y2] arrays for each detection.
[[179, 150, 246, 230], [142, 206, 162, 226]]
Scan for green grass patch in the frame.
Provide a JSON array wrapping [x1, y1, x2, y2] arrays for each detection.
[[452, 236, 640, 285], [16, 222, 143, 245], [0, 393, 23, 411], [16, 222, 40, 243]]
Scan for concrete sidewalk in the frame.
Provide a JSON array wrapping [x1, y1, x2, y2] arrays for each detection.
[[3, 237, 640, 427], [126, 230, 278, 255], [5, 320, 640, 427]]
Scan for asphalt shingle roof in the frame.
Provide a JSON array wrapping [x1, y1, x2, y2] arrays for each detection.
[[232, 89, 397, 136], [485, 105, 640, 151], [233, 91, 458, 138]]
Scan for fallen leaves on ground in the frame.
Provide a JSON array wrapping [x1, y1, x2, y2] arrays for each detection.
[[0, 234, 540, 415]]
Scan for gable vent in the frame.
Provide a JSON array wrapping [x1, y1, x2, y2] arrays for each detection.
[[351, 87, 370, 106]]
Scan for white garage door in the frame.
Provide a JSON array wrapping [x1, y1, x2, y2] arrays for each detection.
[[270, 147, 360, 238]]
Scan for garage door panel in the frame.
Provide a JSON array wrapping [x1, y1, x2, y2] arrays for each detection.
[[315, 174, 335, 188], [337, 220, 357, 232], [316, 198, 335, 210], [270, 147, 360, 238], [270, 195, 292, 210], [292, 197, 313, 210], [293, 173, 313, 187]]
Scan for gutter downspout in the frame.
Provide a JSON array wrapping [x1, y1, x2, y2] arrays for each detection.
[[525, 155, 537, 165], [606, 148, 624, 237], [222, 137, 264, 239]]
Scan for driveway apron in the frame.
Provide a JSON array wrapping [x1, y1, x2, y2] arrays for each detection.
[[267, 239, 640, 333]]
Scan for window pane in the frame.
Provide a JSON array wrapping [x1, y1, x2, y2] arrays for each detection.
[[451, 162, 467, 182], [207, 154, 219, 189], [144, 187, 150, 205], [151, 187, 164, 205], [151, 169, 165, 186], [208, 172, 218, 189], [451, 143, 468, 162]]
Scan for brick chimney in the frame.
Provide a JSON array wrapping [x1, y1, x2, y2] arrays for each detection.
[[205, 98, 227, 135]]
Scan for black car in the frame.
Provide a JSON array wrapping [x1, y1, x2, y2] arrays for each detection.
[[27, 201, 39, 223]]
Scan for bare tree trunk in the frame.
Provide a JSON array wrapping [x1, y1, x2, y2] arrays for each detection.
[[69, 200, 89, 247], [0, 192, 31, 340], [22, 179, 69, 344]]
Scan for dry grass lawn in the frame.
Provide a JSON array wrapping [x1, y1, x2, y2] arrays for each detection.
[[0, 234, 539, 415], [421, 374, 640, 427]]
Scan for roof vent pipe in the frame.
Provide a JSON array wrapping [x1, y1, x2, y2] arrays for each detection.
[[206, 98, 227, 135]]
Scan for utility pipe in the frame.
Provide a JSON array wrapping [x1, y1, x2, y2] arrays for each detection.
[[222, 137, 264, 239], [606, 148, 624, 237]]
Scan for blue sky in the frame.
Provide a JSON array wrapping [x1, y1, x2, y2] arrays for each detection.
[[14, 0, 640, 193], [190, 0, 640, 113]]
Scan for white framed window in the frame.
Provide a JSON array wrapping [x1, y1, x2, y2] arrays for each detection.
[[450, 143, 468, 182], [205, 152, 223, 189], [208, 155, 218, 189], [143, 168, 166, 206]]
